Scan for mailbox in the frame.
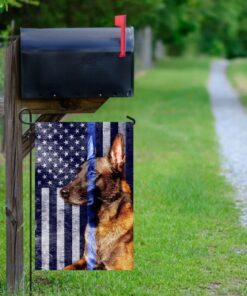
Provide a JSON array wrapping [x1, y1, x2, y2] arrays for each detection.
[[20, 27, 134, 99]]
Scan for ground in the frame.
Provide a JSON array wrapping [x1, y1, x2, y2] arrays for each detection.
[[0, 58, 247, 295]]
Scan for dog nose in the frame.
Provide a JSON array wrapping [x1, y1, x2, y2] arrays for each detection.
[[60, 188, 70, 199]]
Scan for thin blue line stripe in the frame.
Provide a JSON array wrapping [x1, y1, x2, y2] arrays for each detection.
[[86, 122, 96, 270]]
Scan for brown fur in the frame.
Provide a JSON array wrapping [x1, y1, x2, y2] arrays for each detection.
[[60, 133, 133, 270]]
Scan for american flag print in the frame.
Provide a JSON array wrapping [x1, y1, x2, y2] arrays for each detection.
[[35, 122, 133, 270]]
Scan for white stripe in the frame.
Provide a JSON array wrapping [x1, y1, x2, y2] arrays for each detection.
[[41, 188, 49, 270], [56, 188, 65, 270], [103, 122, 111, 155], [72, 205, 80, 263]]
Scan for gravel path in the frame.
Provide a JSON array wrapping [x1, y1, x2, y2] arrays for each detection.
[[208, 60, 247, 227]]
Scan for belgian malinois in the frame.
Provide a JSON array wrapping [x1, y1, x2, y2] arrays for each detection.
[[60, 133, 133, 270]]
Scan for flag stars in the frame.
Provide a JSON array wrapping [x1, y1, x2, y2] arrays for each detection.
[[36, 123, 89, 187]]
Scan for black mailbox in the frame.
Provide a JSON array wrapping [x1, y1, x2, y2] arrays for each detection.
[[20, 27, 134, 99]]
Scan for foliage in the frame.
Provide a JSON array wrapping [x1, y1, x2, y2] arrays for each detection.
[[0, 0, 161, 28], [154, 0, 247, 57], [1, 0, 247, 57], [0, 0, 38, 12]]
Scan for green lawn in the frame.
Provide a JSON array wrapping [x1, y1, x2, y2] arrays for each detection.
[[0, 58, 247, 295], [228, 58, 247, 106]]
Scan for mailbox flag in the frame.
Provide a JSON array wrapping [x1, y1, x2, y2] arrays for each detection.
[[35, 122, 133, 270], [115, 14, 126, 58]]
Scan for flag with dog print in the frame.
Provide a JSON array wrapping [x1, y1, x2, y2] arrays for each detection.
[[35, 122, 133, 270]]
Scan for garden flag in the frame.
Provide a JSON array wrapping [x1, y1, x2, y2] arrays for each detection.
[[35, 122, 133, 270]]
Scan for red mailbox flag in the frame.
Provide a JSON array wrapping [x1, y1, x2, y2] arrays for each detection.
[[115, 15, 126, 58]]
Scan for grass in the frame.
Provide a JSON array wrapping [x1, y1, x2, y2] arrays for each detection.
[[228, 58, 247, 106], [0, 57, 247, 295]]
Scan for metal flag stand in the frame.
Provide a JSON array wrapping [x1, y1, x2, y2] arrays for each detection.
[[19, 108, 34, 296]]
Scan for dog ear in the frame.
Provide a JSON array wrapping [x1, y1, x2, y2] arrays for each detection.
[[109, 133, 125, 172]]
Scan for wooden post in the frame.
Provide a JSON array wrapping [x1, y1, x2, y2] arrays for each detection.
[[5, 40, 24, 292]]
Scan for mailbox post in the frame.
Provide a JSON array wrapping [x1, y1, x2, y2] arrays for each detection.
[[5, 17, 134, 293]]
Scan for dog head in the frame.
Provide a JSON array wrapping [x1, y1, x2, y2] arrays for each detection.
[[60, 133, 126, 205]]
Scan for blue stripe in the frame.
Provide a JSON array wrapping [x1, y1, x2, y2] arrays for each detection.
[[86, 123, 96, 270], [111, 122, 118, 147], [96, 122, 103, 157], [80, 206, 87, 258], [49, 188, 57, 269], [64, 203, 72, 266], [78, 123, 88, 259], [126, 123, 133, 190]]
